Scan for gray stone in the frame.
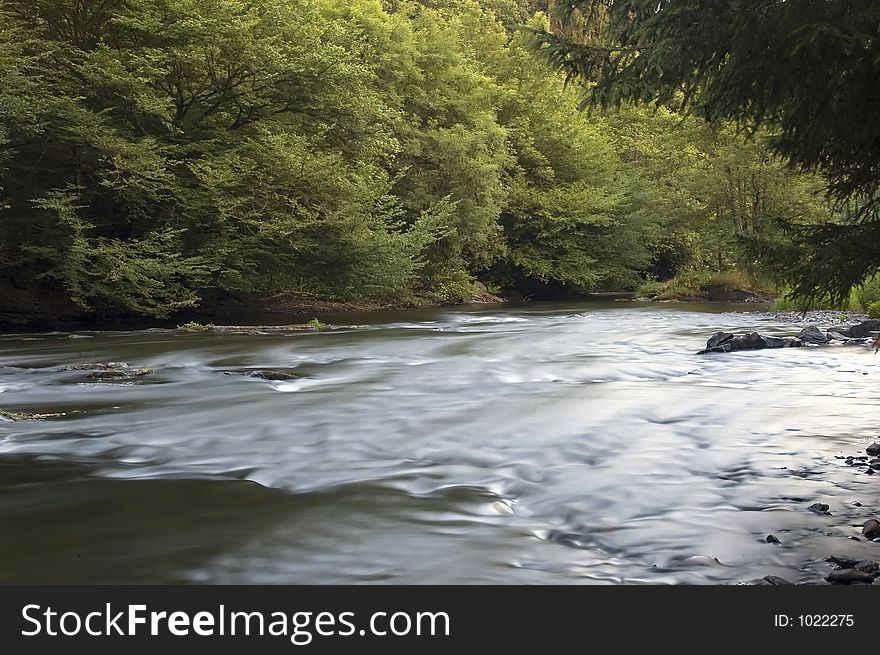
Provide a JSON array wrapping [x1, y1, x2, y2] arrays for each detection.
[[248, 370, 300, 381], [763, 575, 793, 585], [846, 319, 880, 339], [827, 555, 861, 569], [808, 503, 830, 514], [797, 326, 828, 344], [867, 443, 880, 456], [699, 331, 803, 354], [855, 560, 879, 574], [863, 519, 880, 539], [765, 534, 781, 544], [826, 569, 875, 585], [706, 331, 734, 349]]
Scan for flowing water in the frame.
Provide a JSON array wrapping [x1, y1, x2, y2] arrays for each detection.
[[2, 301, 879, 585]]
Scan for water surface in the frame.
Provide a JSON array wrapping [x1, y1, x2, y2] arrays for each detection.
[[2, 301, 878, 584]]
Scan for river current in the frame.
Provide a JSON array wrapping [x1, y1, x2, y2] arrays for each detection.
[[2, 301, 879, 584]]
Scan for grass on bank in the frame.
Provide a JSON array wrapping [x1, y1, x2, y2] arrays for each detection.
[[636, 270, 880, 314], [635, 269, 774, 301]]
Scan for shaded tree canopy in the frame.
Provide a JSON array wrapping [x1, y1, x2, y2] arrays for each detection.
[[534, 0, 880, 300]]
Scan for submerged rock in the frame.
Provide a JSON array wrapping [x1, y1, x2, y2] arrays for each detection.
[[62, 362, 153, 382], [0, 408, 65, 421], [867, 444, 880, 456], [807, 503, 831, 515], [247, 370, 300, 381], [64, 362, 129, 371], [82, 368, 153, 380]]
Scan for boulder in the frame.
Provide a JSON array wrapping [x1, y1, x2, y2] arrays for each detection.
[[699, 318, 880, 353], [762, 575, 793, 585], [707, 331, 734, 349], [846, 319, 880, 339], [797, 326, 828, 345], [826, 569, 875, 585], [863, 519, 880, 539], [698, 331, 803, 354]]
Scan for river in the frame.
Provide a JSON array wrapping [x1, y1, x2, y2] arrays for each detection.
[[2, 301, 879, 584]]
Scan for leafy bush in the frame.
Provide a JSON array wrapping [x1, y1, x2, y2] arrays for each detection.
[[868, 301, 880, 318], [426, 267, 475, 304], [772, 288, 859, 312], [635, 279, 664, 298], [857, 276, 880, 311]]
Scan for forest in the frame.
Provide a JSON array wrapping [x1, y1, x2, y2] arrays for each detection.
[[0, 0, 859, 322]]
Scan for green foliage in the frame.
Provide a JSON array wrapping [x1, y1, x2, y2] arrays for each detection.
[[179, 321, 214, 332], [535, 0, 880, 301], [306, 318, 326, 329], [771, 290, 859, 312], [0, 0, 849, 319], [868, 302, 880, 319], [655, 269, 773, 301], [425, 266, 475, 304], [857, 276, 880, 311], [634, 278, 663, 299]]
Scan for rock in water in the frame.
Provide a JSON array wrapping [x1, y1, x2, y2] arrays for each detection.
[[827, 555, 862, 569], [846, 319, 880, 339], [867, 443, 880, 456], [797, 326, 828, 344], [855, 560, 879, 574], [863, 519, 880, 539], [248, 370, 299, 381], [765, 534, 781, 544], [808, 503, 830, 514], [763, 575, 793, 585], [825, 569, 875, 585], [698, 331, 802, 354], [707, 331, 734, 349]]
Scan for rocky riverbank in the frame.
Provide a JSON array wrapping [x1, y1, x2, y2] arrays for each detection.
[[746, 440, 880, 586], [698, 318, 880, 354], [696, 316, 880, 584]]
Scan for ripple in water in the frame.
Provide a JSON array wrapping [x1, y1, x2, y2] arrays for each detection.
[[1, 301, 878, 584]]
